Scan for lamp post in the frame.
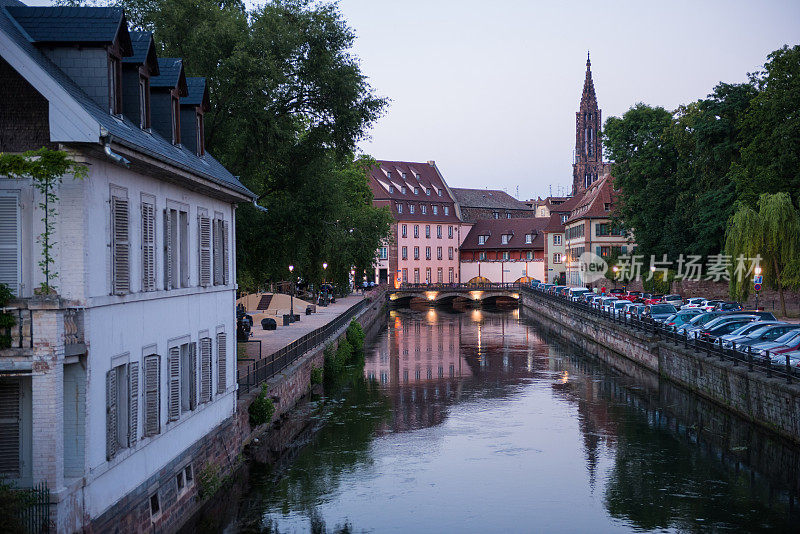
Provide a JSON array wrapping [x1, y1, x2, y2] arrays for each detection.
[[754, 266, 762, 310], [612, 265, 619, 290], [322, 262, 328, 305], [288, 265, 294, 320]]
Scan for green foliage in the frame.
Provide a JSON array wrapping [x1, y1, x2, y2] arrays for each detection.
[[336, 338, 352, 366], [196, 462, 223, 499], [0, 479, 34, 534], [345, 320, 365, 355], [310, 366, 323, 385], [248, 384, 275, 427], [0, 148, 88, 294], [0, 283, 15, 349], [725, 192, 800, 316]]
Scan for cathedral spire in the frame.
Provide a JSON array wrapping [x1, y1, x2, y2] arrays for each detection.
[[572, 54, 603, 195]]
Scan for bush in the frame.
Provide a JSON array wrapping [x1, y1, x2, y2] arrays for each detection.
[[336, 338, 352, 366], [346, 320, 365, 354], [248, 384, 275, 427], [323, 343, 341, 376], [0, 283, 15, 350], [0, 479, 32, 534], [310, 366, 323, 385]]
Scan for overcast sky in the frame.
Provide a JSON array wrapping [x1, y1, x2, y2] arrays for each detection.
[[338, 0, 800, 200]]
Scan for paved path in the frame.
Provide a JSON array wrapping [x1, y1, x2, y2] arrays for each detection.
[[237, 294, 365, 373]]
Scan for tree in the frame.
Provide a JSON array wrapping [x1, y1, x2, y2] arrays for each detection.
[[725, 192, 800, 316]]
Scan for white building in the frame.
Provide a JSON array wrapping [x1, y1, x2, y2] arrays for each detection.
[[0, 4, 255, 531]]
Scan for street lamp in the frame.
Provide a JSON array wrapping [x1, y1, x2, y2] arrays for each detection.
[[288, 265, 294, 320], [612, 265, 620, 290], [754, 266, 762, 310]]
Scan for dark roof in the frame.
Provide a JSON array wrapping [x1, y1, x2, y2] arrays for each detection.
[[182, 77, 209, 109], [151, 57, 186, 93], [451, 188, 531, 211], [542, 213, 566, 233], [0, 6, 254, 199], [460, 218, 548, 251], [368, 160, 461, 223], [565, 174, 615, 224], [6, 6, 131, 54], [123, 31, 159, 75]]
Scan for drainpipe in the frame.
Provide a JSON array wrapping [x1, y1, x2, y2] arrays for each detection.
[[99, 128, 130, 167], [251, 200, 268, 213]]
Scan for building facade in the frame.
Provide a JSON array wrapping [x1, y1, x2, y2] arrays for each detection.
[[572, 53, 608, 196], [0, 5, 254, 531], [369, 160, 468, 286], [451, 187, 533, 223], [459, 218, 547, 283]]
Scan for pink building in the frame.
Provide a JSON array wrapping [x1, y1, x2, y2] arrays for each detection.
[[369, 160, 470, 285]]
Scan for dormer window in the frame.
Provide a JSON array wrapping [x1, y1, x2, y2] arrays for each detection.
[[409, 204, 415, 214], [171, 95, 181, 144], [109, 55, 122, 114], [444, 206, 449, 215], [387, 171, 391, 179], [414, 187, 419, 195], [389, 185, 394, 193], [401, 186, 407, 194], [433, 206, 438, 215], [478, 235, 487, 245], [196, 112, 205, 156], [438, 190, 442, 197], [501, 234, 511, 245], [402, 172, 407, 179], [396, 203, 403, 214], [493, 211, 499, 219], [138, 76, 150, 129], [421, 205, 427, 214], [604, 203, 611, 211], [426, 188, 431, 195], [525, 234, 532, 244]]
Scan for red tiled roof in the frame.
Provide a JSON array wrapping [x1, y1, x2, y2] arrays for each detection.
[[368, 160, 461, 223], [565, 174, 616, 223], [542, 213, 565, 233], [460, 218, 548, 251]]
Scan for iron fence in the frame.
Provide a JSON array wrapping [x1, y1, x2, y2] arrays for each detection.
[[237, 299, 370, 396], [17, 481, 50, 533], [523, 286, 800, 384]]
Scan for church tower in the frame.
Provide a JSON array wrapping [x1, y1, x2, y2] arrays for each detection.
[[572, 52, 604, 195]]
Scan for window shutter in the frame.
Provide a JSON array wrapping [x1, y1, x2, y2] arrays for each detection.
[[198, 217, 211, 287], [222, 221, 229, 285], [167, 347, 180, 421], [112, 196, 130, 294], [0, 194, 20, 296], [213, 220, 222, 285], [128, 361, 139, 446], [164, 210, 173, 290], [141, 202, 156, 291], [0, 379, 21, 476], [200, 337, 212, 403], [189, 342, 197, 410], [144, 355, 160, 436], [216, 332, 227, 394], [106, 370, 118, 460]]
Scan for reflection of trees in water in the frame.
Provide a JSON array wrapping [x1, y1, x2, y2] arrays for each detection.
[[539, 326, 800, 531], [236, 372, 392, 533]]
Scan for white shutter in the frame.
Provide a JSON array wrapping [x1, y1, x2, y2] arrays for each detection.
[[189, 342, 197, 410], [111, 196, 130, 294], [198, 216, 211, 287], [212, 219, 222, 285], [200, 337, 212, 403], [128, 361, 139, 446], [106, 370, 118, 460], [141, 202, 156, 291], [144, 355, 160, 436], [0, 379, 21, 476], [0, 193, 20, 296], [216, 332, 227, 394], [164, 210, 173, 290], [167, 347, 180, 421], [222, 220, 230, 285]]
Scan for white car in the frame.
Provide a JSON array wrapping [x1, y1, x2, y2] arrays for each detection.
[[681, 298, 707, 310], [700, 300, 725, 312]]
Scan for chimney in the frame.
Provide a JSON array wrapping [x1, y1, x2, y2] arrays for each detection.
[[427, 160, 435, 166]]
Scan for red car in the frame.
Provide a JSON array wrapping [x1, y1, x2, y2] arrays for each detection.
[[643, 294, 664, 305], [622, 291, 642, 302]]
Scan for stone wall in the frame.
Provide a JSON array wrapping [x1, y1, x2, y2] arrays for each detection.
[[520, 288, 800, 443]]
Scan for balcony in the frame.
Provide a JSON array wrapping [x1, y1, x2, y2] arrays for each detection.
[[0, 298, 85, 357]]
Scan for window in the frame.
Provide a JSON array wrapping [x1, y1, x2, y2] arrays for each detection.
[[426, 188, 431, 195], [198, 209, 212, 287], [433, 206, 438, 215], [106, 358, 138, 460], [396, 203, 403, 214], [402, 268, 408, 282], [150, 493, 161, 520], [506, 212, 511, 219], [386, 171, 391, 180], [379, 247, 388, 260], [164, 205, 189, 289], [111, 187, 130, 295], [138, 76, 150, 129], [561, 214, 568, 223], [437, 225, 442, 239], [604, 203, 611, 211], [409, 204, 415, 214], [448, 226, 453, 239], [539, 208, 546, 216], [216, 331, 227, 394], [437, 268, 443, 283], [171, 95, 181, 144], [553, 234, 562, 245], [401, 246, 408, 260], [426, 268, 431, 283], [414, 269, 420, 283], [444, 206, 449, 215], [421, 205, 427, 215], [196, 113, 205, 156], [425, 247, 431, 260], [553, 253, 562, 264], [478, 235, 487, 245], [526, 251, 533, 260], [0, 192, 21, 295], [425, 225, 431, 238], [414, 247, 420, 260], [109, 55, 121, 114], [502, 251, 510, 260], [402, 224, 407, 238], [414, 187, 419, 195], [141, 195, 156, 291], [414, 225, 419, 238], [448, 268, 454, 283], [213, 216, 230, 286], [437, 247, 442, 260], [389, 185, 394, 193], [479, 252, 486, 261], [493, 211, 499, 219], [179, 343, 196, 413], [199, 337, 213, 404], [143, 354, 160, 437], [448, 247, 454, 260], [525, 234, 532, 244], [501, 234, 510, 245]]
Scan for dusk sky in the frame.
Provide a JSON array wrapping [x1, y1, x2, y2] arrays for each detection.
[[338, 0, 800, 200]]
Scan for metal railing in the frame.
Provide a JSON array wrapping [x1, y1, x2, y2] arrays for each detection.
[[523, 285, 800, 384], [237, 299, 370, 396], [16, 481, 50, 533], [396, 282, 521, 291]]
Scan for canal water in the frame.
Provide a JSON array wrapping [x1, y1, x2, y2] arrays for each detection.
[[222, 307, 800, 533]]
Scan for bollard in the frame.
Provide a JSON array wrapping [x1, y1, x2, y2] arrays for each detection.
[[748, 346, 754, 371], [786, 354, 792, 384]]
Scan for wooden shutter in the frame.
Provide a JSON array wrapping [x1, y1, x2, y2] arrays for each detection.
[[212, 219, 222, 285], [198, 216, 211, 287], [164, 209, 173, 290], [106, 369, 118, 460], [216, 332, 227, 394], [0, 380, 20, 476], [144, 355, 160, 436], [128, 361, 139, 446], [200, 337, 212, 403], [222, 221, 230, 285], [0, 193, 20, 296], [189, 342, 197, 410], [141, 202, 156, 291], [112, 196, 130, 294], [167, 347, 180, 421]]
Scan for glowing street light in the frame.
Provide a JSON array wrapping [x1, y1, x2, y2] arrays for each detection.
[[288, 265, 294, 320]]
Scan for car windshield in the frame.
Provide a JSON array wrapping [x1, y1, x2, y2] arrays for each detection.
[[775, 329, 800, 344], [730, 322, 769, 336], [650, 304, 676, 314], [713, 321, 749, 333], [691, 313, 720, 325], [614, 301, 627, 309], [747, 324, 778, 337], [665, 314, 677, 322]]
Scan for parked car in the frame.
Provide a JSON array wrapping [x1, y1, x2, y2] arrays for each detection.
[[752, 330, 800, 358], [767, 350, 800, 368], [688, 314, 760, 339], [644, 303, 677, 322], [644, 294, 665, 305], [713, 301, 743, 312], [697, 318, 756, 341], [700, 300, 725, 312], [624, 302, 646, 318], [679, 311, 733, 335], [681, 297, 707, 310], [623, 291, 642, 302], [664, 309, 703, 327], [720, 321, 784, 348], [663, 294, 683, 307], [609, 299, 630, 317], [727, 324, 799, 350]]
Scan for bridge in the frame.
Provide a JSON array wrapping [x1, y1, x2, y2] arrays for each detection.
[[389, 283, 522, 305]]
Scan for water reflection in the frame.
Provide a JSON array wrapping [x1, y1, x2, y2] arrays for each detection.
[[215, 306, 800, 533]]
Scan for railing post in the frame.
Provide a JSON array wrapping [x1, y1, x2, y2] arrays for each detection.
[[748, 346, 754, 371], [766, 351, 772, 378], [731, 342, 737, 366], [786, 354, 792, 384], [718, 338, 724, 361]]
